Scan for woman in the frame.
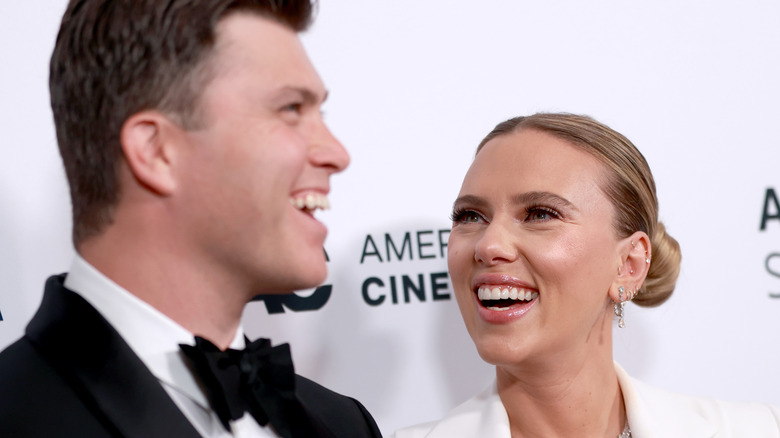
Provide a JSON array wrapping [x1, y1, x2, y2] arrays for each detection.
[[395, 113, 780, 437]]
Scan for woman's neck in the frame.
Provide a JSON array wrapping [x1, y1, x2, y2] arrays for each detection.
[[496, 352, 626, 438]]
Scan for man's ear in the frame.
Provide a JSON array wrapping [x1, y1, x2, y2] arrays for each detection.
[[609, 232, 651, 303], [119, 111, 180, 196]]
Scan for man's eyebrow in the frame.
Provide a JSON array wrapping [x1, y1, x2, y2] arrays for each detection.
[[278, 86, 328, 104]]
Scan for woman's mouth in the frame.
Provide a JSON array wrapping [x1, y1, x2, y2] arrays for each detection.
[[477, 285, 538, 311]]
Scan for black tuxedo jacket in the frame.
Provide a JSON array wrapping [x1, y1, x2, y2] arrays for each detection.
[[0, 275, 382, 437]]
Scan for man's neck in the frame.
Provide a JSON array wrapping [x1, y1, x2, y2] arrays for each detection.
[[78, 233, 247, 350]]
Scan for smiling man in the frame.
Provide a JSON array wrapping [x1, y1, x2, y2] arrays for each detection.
[[0, 1, 381, 437]]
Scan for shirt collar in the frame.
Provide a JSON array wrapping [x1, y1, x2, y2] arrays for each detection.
[[64, 254, 246, 409]]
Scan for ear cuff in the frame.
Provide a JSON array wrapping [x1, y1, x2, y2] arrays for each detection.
[[631, 240, 651, 264]]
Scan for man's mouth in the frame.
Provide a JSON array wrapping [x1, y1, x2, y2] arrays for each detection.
[[476, 285, 538, 311], [290, 193, 330, 214]]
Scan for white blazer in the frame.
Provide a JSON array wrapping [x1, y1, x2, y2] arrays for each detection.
[[393, 365, 780, 438]]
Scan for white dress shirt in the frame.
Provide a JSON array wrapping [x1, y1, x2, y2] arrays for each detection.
[[64, 255, 278, 437]]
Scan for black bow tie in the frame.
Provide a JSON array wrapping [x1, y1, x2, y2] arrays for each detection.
[[180, 336, 313, 438]]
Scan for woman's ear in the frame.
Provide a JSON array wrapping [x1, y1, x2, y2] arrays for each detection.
[[610, 232, 651, 303], [119, 111, 179, 196]]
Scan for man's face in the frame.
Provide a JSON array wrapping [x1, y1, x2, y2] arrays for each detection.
[[174, 13, 349, 298]]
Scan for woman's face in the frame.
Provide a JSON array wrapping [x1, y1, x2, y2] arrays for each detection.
[[448, 129, 623, 368]]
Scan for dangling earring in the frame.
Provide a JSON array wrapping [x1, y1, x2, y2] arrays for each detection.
[[614, 286, 627, 328]]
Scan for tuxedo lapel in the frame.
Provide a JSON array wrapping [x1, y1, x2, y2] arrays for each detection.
[[297, 401, 339, 438], [25, 275, 201, 438], [295, 375, 382, 438]]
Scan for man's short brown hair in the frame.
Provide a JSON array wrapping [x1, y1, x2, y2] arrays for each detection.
[[50, 0, 314, 244]]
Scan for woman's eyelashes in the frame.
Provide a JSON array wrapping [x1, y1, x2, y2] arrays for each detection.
[[450, 205, 562, 224], [450, 208, 484, 224], [524, 205, 561, 222]]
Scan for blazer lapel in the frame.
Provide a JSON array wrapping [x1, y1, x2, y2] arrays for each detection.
[[616, 364, 717, 438], [26, 275, 201, 438]]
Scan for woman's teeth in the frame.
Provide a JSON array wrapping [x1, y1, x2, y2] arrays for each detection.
[[291, 193, 330, 211], [477, 286, 538, 301]]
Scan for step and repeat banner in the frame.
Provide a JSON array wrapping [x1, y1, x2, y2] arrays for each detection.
[[2, 1, 779, 435]]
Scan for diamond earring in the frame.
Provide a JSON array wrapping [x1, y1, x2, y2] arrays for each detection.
[[615, 286, 627, 328]]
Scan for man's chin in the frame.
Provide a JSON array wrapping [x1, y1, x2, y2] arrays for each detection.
[[296, 265, 328, 291], [298, 252, 329, 285], [264, 265, 328, 295]]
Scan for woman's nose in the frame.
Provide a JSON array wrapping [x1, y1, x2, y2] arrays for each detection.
[[473, 221, 518, 265]]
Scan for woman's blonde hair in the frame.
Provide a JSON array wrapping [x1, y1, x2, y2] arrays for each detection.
[[477, 113, 680, 306]]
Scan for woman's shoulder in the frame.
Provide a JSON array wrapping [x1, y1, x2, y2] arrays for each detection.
[[391, 381, 510, 438], [392, 368, 780, 438], [620, 366, 780, 437]]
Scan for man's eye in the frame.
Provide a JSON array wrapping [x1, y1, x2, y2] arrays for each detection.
[[282, 103, 302, 113]]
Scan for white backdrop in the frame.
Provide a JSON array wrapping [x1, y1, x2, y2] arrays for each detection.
[[2, 1, 780, 435]]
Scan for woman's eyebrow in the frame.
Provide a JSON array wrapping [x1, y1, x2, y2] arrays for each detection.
[[511, 191, 578, 211], [453, 192, 578, 214], [452, 194, 488, 209]]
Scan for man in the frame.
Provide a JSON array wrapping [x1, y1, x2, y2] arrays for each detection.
[[0, 1, 381, 437]]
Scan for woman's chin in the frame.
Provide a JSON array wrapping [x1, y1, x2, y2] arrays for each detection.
[[473, 339, 529, 368]]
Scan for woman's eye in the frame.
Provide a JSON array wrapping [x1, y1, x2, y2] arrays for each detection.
[[462, 212, 481, 223], [451, 210, 484, 224], [525, 207, 558, 222]]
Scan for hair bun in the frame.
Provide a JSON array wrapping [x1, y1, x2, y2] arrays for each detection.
[[635, 221, 681, 307]]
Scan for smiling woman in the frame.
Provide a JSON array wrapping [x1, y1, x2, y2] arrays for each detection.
[[394, 113, 780, 438]]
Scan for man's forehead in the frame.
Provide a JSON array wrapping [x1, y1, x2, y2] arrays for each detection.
[[210, 14, 320, 78], [214, 11, 298, 46]]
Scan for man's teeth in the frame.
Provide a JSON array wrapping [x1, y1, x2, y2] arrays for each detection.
[[477, 286, 538, 301], [291, 193, 330, 211]]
